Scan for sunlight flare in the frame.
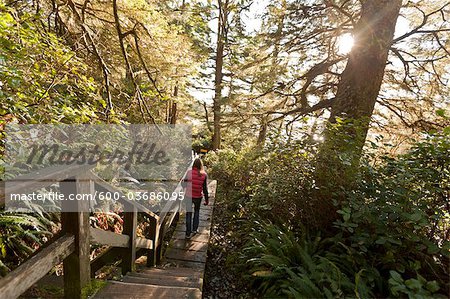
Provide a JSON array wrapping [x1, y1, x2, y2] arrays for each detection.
[[337, 33, 354, 55]]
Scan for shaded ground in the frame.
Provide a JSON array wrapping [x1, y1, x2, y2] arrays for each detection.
[[203, 185, 251, 299]]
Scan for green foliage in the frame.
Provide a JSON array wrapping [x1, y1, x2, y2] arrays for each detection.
[[204, 146, 263, 200], [0, 212, 57, 275], [0, 2, 102, 124], [210, 130, 450, 297], [192, 128, 212, 153], [331, 131, 450, 296], [388, 270, 443, 298], [242, 223, 374, 298], [204, 138, 317, 226], [81, 279, 108, 299]]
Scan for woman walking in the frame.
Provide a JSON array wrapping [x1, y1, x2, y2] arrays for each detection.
[[182, 158, 209, 239]]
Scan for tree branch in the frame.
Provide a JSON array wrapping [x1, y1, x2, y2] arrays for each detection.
[[267, 98, 335, 124]]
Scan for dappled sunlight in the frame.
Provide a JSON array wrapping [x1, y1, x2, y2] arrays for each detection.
[[1, 0, 449, 298]]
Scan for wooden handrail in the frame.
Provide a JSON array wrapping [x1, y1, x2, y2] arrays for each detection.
[[148, 159, 194, 265], [88, 171, 160, 220], [0, 234, 75, 299], [90, 227, 130, 248], [0, 157, 194, 299]]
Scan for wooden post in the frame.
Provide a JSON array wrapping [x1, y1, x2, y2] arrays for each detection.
[[155, 224, 163, 265], [60, 175, 92, 299], [146, 216, 158, 267], [121, 206, 137, 275]]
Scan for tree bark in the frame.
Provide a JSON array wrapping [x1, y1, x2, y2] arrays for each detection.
[[257, 115, 268, 146], [212, 0, 228, 150], [329, 0, 402, 137], [311, 0, 402, 228]]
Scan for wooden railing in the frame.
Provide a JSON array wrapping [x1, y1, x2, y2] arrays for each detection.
[[0, 160, 192, 299]]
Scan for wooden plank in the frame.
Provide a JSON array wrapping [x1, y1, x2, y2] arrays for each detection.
[[165, 249, 207, 263], [136, 267, 203, 277], [128, 269, 202, 282], [90, 227, 129, 248], [163, 210, 179, 233], [89, 172, 159, 220], [172, 231, 210, 242], [175, 222, 210, 233], [136, 237, 153, 250], [158, 172, 189, 220], [170, 239, 209, 252], [179, 218, 211, 227], [0, 234, 75, 299], [121, 206, 137, 275], [179, 214, 211, 222], [95, 281, 201, 299], [61, 175, 91, 299], [207, 180, 217, 197], [164, 259, 206, 270], [146, 216, 158, 267], [145, 160, 194, 267], [122, 274, 202, 289], [160, 192, 180, 214]]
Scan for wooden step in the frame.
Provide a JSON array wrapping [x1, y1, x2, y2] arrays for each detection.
[[136, 267, 203, 277], [172, 231, 210, 242], [133, 270, 202, 279], [122, 274, 202, 288], [164, 259, 205, 270], [182, 206, 213, 214], [175, 224, 212, 233], [165, 248, 207, 263], [179, 219, 211, 225], [95, 281, 201, 299], [127, 272, 202, 284], [170, 239, 209, 252]]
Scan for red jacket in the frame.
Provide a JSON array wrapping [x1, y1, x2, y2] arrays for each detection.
[[184, 168, 208, 199]]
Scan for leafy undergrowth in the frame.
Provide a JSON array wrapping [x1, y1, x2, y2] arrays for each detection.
[[203, 184, 253, 298], [0, 212, 59, 276], [203, 131, 450, 298]]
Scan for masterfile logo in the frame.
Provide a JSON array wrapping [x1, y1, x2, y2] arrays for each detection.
[[4, 124, 192, 213]]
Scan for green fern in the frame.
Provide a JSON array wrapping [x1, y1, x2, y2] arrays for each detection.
[[242, 222, 375, 298], [0, 211, 56, 275]]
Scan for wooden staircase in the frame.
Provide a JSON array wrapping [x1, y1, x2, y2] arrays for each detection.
[[95, 180, 217, 299], [94, 267, 203, 298]]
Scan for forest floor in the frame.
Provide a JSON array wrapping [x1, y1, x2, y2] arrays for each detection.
[[203, 185, 251, 299]]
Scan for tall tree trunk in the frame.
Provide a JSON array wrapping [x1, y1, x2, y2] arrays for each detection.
[[169, 85, 178, 124], [203, 101, 212, 132], [311, 0, 402, 228], [212, 0, 228, 150], [257, 115, 268, 146]]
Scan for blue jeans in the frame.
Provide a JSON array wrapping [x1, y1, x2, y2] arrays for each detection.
[[185, 197, 201, 235]]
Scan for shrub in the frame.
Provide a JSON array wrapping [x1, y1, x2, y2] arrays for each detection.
[[215, 131, 450, 297], [242, 222, 376, 298], [0, 212, 57, 276]]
